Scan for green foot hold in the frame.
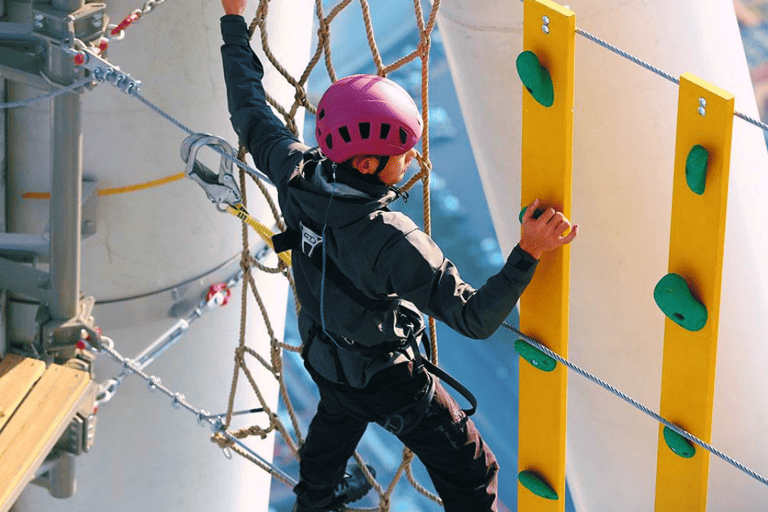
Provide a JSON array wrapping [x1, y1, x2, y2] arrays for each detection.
[[663, 426, 696, 458], [519, 206, 546, 224], [514, 339, 557, 372], [653, 273, 708, 332], [516, 51, 554, 108], [518, 470, 559, 500], [686, 145, 709, 195]]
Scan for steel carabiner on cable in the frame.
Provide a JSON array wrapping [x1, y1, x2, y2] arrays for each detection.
[[180, 133, 242, 210]]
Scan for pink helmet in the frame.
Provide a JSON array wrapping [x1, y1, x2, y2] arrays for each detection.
[[315, 74, 423, 163]]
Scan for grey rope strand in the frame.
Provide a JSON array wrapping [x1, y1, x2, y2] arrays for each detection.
[[735, 110, 768, 133], [575, 27, 680, 85], [0, 77, 92, 109], [503, 321, 768, 488], [127, 88, 274, 186], [575, 27, 768, 133], [95, 336, 297, 486]]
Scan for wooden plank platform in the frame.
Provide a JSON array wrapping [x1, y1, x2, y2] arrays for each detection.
[[0, 354, 93, 512]]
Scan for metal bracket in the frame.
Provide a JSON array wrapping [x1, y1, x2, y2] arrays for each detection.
[[0, 22, 36, 43], [0, 257, 51, 303], [41, 296, 100, 363], [0, 179, 98, 260], [31, 2, 108, 46], [0, 44, 50, 91], [54, 411, 98, 456], [67, 45, 140, 94]]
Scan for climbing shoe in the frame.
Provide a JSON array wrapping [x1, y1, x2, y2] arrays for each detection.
[[293, 464, 376, 511]]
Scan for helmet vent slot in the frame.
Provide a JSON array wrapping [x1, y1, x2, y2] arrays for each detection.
[[380, 123, 391, 140], [399, 128, 408, 144], [325, 134, 333, 150], [359, 122, 371, 139], [339, 126, 351, 143], [318, 109, 325, 120]]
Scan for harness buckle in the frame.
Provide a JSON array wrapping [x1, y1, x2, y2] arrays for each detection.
[[299, 221, 323, 258]]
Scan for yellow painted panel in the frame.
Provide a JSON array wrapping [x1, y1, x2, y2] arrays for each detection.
[[0, 363, 91, 510], [654, 73, 734, 512], [0, 355, 45, 432], [518, 1, 574, 510]]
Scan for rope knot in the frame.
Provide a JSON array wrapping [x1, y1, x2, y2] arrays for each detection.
[[211, 431, 234, 449]]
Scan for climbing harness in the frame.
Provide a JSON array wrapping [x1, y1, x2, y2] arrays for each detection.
[[272, 216, 478, 416]]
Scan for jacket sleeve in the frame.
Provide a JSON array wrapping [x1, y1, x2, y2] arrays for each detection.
[[220, 15, 309, 187], [384, 230, 538, 339]]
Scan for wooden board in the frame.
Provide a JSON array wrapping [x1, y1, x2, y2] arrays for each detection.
[[0, 359, 92, 512], [0, 354, 46, 432]]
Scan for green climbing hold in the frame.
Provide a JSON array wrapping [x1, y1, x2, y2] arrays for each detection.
[[653, 273, 708, 332], [663, 426, 696, 458], [514, 339, 557, 372], [519, 206, 546, 224], [686, 145, 709, 195], [518, 470, 559, 500], [516, 51, 555, 108]]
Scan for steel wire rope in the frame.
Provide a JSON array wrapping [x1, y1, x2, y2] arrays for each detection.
[[513, 0, 768, 133], [504, 321, 768, 488], [0, 77, 92, 109], [127, 88, 275, 186], [573, 27, 768, 133], [93, 335, 298, 486]]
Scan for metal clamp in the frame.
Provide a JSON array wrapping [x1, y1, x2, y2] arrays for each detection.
[[66, 45, 140, 94], [180, 133, 242, 210]]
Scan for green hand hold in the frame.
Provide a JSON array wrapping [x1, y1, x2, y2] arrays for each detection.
[[519, 206, 546, 224], [518, 470, 559, 500], [653, 273, 708, 332], [516, 51, 555, 108], [514, 339, 557, 372], [663, 426, 696, 458], [686, 145, 709, 195]]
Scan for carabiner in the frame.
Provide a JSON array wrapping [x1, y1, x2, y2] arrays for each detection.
[[180, 133, 242, 208]]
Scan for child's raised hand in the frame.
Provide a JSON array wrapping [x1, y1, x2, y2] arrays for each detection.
[[221, 0, 247, 16], [518, 198, 578, 260]]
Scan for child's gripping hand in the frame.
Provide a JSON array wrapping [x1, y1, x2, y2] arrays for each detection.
[[518, 198, 579, 260], [222, 0, 247, 16]]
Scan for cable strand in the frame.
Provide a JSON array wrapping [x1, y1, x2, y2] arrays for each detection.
[[503, 321, 768, 488]]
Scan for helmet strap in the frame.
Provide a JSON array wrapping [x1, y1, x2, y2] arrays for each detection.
[[373, 156, 390, 176]]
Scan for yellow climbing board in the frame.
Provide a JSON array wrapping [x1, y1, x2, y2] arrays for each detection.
[[654, 73, 734, 511], [518, 1, 574, 510]]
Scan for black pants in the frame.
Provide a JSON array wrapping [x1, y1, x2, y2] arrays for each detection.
[[298, 356, 499, 512]]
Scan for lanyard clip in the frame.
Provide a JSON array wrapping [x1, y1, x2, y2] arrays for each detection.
[[180, 133, 241, 210]]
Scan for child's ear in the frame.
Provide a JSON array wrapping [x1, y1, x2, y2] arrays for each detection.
[[351, 155, 379, 175]]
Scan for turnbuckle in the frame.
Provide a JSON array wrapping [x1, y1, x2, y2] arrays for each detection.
[[180, 133, 242, 210]]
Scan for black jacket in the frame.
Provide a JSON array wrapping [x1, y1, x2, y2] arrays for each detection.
[[220, 15, 538, 386]]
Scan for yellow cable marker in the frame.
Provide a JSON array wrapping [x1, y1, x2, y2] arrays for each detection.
[[225, 204, 292, 267], [653, 73, 734, 512], [517, 1, 575, 510]]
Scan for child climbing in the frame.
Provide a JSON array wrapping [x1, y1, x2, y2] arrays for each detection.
[[218, 1, 578, 510]]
